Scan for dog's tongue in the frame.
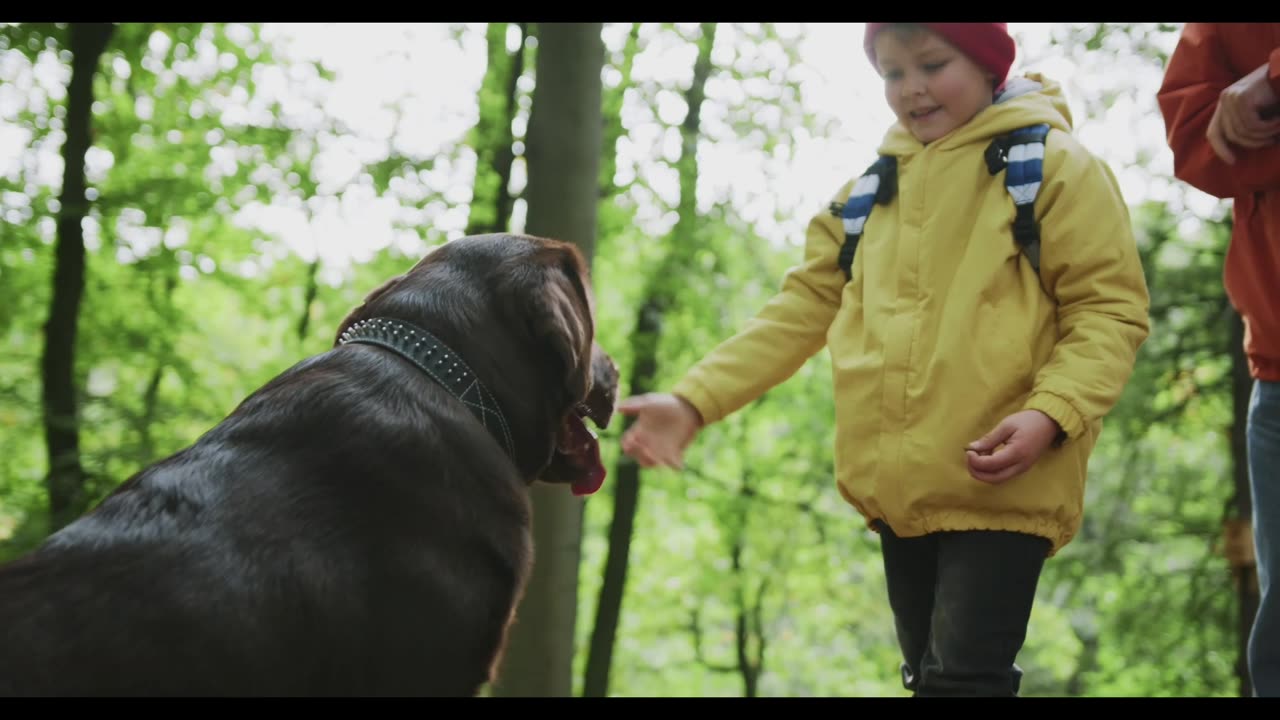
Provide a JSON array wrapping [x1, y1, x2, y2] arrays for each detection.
[[562, 413, 606, 496]]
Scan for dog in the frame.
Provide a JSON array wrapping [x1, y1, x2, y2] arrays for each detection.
[[0, 233, 619, 696]]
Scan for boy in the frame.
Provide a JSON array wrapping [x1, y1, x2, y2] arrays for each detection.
[[620, 23, 1151, 696]]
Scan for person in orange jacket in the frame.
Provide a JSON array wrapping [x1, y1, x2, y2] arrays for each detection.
[[1158, 22, 1280, 697]]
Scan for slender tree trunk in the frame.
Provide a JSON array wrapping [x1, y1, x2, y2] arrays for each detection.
[[489, 22, 604, 698], [1228, 311, 1259, 697], [597, 23, 640, 198], [683, 475, 769, 696], [42, 22, 114, 533], [465, 22, 524, 236], [137, 274, 176, 462], [730, 536, 766, 697], [493, 23, 525, 232], [296, 258, 320, 343], [582, 23, 716, 698]]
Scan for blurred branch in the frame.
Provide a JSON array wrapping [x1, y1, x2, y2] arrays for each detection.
[[687, 604, 738, 674]]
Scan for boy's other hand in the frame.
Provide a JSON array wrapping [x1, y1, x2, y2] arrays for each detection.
[[965, 410, 1061, 484], [618, 393, 703, 469]]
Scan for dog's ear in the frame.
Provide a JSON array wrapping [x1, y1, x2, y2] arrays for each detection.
[[516, 246, 594, 404], [334, 273, 406, 345]]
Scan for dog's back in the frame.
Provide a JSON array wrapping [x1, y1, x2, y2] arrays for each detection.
[[0, 349, 532, 696]]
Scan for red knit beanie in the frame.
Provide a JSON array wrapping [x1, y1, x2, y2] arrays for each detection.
[[864, 23, 1017, 90]]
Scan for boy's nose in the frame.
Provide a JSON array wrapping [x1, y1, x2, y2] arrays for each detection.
[[901, 73, 926, 97]]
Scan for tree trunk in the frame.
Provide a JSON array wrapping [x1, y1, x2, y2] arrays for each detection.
[[296, 258, 320, 343], [730, 535, 766, 697], [137, 274, 177, 462], [41, 22, 114, 533], [489, 22, 603, 698], [465, 22, 525, 236], [597, 23, 640, 198], [1228, 310, 1259, 697], [582, 23, 716, 698]]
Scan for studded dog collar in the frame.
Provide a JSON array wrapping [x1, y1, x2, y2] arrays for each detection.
[[338, 317, 515, 459]]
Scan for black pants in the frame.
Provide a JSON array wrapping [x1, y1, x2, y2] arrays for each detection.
[[876, 520, 1051, 697]]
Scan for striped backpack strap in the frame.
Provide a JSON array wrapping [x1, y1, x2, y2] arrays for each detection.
[[985, 123, 1051, 273], [830, 155, 898, 281]]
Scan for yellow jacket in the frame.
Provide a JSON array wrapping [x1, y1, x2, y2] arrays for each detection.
[[672, 74, 1150, 555]]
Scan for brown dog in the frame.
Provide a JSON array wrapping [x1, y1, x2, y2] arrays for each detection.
[[0, 233, 619, 696]]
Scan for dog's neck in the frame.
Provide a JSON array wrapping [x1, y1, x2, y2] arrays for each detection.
[[338, 317, 515, 459]]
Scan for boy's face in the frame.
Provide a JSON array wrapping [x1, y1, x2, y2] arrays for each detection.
[[874, 28, 996, 144]]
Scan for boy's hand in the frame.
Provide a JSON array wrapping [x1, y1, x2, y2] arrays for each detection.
[[1207, 60, 1280, 164], [965, 410, 1061, 484], [618, 393, 703, 469]]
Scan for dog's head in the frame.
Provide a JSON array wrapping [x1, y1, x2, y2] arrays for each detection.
[[488, 234, 618, 496], [334, 233, 618, 496]]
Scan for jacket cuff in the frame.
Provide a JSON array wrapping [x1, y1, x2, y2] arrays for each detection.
[[671, 376, 721, 426], [1023, 391, 1085, 445]]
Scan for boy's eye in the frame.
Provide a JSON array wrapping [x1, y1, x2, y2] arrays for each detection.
[[923, 61, 948, 73], [883, 69, 903, 81]]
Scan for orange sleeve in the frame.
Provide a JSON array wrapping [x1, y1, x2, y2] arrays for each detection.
[[1270, 46, 1280, 97], [1157, 23, 1280, 198]]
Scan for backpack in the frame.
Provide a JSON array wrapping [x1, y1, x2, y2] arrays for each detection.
[[829, 122, 1051, 281]]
